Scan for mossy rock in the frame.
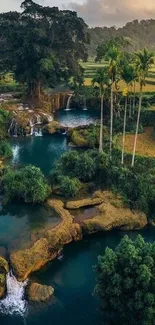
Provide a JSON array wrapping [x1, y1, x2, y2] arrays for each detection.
[[66, 197, 104, 209], [0, 256, 8, 299], [43, 121, 61, 135], [0, 257, 9, 274], [27, 282, 54, 302], [0, 274, 6, 298]]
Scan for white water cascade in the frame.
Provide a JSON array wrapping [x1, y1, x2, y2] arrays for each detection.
[[34, 128, 42, 137], [8, 118, 15, 136], [36, 114, 42, 124], [29, 119, 34, 135], [13, 123, 18, 137], [83, 98, 88, 111], [47, 115, 53, 122], [65, 95, 72, 111], [0, 271, 28, 316]]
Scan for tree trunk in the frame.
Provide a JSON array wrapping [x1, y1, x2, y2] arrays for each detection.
[[110, 84, 113, 160], [131, 86, 143, 167], [133, 80, 136, 115], [99, 95, 104, 153], [121, 96, 127, 165], [129, 85, 132, 117], [35, 80, 41, 99]]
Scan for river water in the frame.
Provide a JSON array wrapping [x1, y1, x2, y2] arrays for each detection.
[[0, 108, 154, 325]]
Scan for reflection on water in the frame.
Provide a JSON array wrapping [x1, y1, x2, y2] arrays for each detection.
[[12, 145, 20, 163], [70, 207, 98, 223], [0, 202, 60, 252]]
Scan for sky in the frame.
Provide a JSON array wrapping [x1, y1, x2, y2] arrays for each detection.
[[1, 0, 155, 27]]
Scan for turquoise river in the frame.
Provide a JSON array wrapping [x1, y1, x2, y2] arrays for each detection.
[[0, 108, 154, 325]]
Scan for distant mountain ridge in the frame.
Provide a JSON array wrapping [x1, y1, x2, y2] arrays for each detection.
[[88, 19, 155, 56]]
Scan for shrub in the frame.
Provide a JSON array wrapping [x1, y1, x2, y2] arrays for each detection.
[[75, 152, 96, 181], [2, 165, 51, 204], [0, 141, 12, 158], [56, 151, 80, 176], [94, 235, 155, 325], [59, 176, 81, 197], [0, 108, 12, 139]]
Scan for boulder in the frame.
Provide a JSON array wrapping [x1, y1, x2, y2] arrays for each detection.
[[66, 197, 104, 210], [27, 283, 54, 302]]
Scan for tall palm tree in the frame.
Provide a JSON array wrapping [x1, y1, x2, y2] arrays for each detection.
[[107, 46, 120, 160], [131, 49, 154, 167], [121, 64, 137, 165], [92, 67, 110, 152]]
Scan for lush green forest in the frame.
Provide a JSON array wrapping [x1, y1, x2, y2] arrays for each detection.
[[88, 19, 155, 56]]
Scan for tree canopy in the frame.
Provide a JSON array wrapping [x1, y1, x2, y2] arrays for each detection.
[[0, 0, 89, 98], [2, 165, 51, 203], [95, 235, 155, 325]]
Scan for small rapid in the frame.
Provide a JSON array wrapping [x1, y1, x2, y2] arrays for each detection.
[[0, 271, 28, 316]]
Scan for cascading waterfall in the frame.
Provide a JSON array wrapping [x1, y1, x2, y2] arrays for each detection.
[[8, 118, 15, 136], [34, 128, 42, 137], [8, 118, 19, 137], [36, 114, 42, 124], [65, 95, 72, 111], [47, 115, 53, 122], [83, 98, 87, 111], [41, 113, 53, 122], [29, 119, 34, 135], [13, 123, 18, 137], [0, 271, 28, 316]]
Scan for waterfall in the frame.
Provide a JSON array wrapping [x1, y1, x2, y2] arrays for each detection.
[[29, 119, 34, 135], [13, 123, 18, 137], [83, 98, 88, 111], [8, 118, 18, 137], [47, 115, 53, 122], [8, 118, 15, 136], [65, 95, 72, 111], [34, 128, 42, 137], [0, 271, 28, 316], [36, 114, 41, 125]]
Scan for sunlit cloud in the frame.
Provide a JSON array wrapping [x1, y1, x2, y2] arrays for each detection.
[[67, 0, 155, 26], [1, 0, 155, 26]]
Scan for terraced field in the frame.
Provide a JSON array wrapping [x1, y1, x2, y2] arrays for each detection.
[[81, 60, 155, 92]]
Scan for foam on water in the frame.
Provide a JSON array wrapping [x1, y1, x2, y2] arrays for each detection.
[[0, 271, 28, 316]]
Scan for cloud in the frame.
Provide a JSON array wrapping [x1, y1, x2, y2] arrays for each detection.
[[1, 0, 155, 27], [67, 0, 155, 27], [0, 0, 22, 12]]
